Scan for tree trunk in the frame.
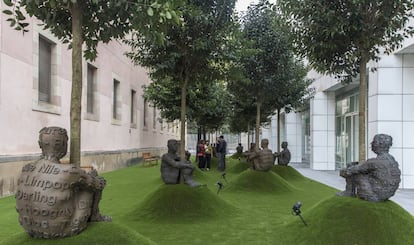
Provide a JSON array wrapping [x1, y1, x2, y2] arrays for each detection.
[[69, 3, 83, 167], [180, 75, 188, 162], [277, 108, 281, 153], [358, 55, 368, 162], [255, 101, 261, 149], [203, 126, 206, 141], [247, 123, 250, 148], [197, 127, 201, 142]]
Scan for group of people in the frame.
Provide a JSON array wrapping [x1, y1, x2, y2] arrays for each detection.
[[196, 139, 213, 171], [196, 135, 227, 172]]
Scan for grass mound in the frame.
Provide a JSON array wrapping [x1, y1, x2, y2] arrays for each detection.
[[282, 196, 414, 244], [0, 222, 155, 245], [226, 169, 296, 193], [129, 184, 234, 223], [230, 152, 243, 159], [191, 167, 210, 182], [227, 161, 250, 174], [271, 165, 305, 181]]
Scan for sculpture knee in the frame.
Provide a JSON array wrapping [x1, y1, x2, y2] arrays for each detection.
[[161, 168, 180, 184]]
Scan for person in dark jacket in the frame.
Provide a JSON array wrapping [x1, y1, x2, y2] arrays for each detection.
[[217, 135, 227, 172]]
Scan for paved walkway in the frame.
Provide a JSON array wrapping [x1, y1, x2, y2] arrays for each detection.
[[290, 163, 414, 216]]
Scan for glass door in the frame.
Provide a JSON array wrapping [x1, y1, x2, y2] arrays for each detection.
[[343, 113, 359, 167]]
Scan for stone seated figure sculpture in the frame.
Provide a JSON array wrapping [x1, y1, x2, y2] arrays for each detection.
[[247, 139, 274, 171], [161, 139, 201, 187], [15, 127, 110, 239], [274, 141, 291, 166], [337, 134, 401, 202]]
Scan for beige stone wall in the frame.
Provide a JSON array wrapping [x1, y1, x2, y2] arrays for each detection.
[[0, 147, 167, 198]]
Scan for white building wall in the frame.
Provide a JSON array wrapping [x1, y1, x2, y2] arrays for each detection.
[[310, 91, 336, 170], [285, 112, 302, 163], [262, 114, 280, 153], [368, 52, 414, 188], [264, 112, 302, 163]]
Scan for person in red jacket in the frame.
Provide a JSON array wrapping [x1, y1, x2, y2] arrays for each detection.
[[197, 140, 206, 169]]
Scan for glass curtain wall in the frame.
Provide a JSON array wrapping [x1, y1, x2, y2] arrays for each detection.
[[335, 94, 359, 169], [301, 110, 310, 163]]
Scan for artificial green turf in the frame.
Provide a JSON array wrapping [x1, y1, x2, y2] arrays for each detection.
[[0, 158, 413, 245]]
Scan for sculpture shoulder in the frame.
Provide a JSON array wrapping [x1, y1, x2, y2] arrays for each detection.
[[162, 153, 177, 164]]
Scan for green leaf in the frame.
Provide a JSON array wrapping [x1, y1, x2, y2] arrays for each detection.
[[2, 10, 13, 15], [4, 0, 13, 7], [165, 11, 172, 19], [49, 0, 56, 8], [147, 7, 154, 16], [7, 18, 16, 27], [16, 10, 25, 21]]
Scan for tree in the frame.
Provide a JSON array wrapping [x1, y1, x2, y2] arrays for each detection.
[[278, 0, 414, 161], [126, 0, 236, 160], [141, 79, 231, 135], [235, 0, 307, 147], [3, 0, 181, 166], [190, 82, 232, 136], [270, 60, 313, 152]]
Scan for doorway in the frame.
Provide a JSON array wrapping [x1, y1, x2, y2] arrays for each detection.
[[335, 94, 359, 169]]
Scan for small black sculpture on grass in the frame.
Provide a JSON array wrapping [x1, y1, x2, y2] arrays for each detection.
[[292, 201, 307, 226]]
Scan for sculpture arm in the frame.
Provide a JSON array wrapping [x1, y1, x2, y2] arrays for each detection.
[[342, 160, 373, 176], [248, 150, 259, 160], [162, 154, 194, 169], [71, 167, 106, 191]]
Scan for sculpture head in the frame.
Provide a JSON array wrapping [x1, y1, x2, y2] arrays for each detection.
[[167, 139, 179, 154], [261, 139, 269, 149], [371, 134, 392, 154], [281, 141, 288, 149], [38, 127, 68, 161]]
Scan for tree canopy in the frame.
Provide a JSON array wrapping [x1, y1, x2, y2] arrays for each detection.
[[126, 0, 236, 159], [230, 0, 310, 146], [278, 0, 414, 160]]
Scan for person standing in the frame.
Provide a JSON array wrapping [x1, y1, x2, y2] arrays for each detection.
[[204, 140, 212, 171], [217, 135, 227, 172], [197, 139, 206, 169]]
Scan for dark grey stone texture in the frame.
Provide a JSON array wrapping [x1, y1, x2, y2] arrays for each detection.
[[248, 139, 274, 171], [275, 141, 291, 166], [15, 127, 110, 239], [337, 134, 401, 202], [161, 139, 201, 187]]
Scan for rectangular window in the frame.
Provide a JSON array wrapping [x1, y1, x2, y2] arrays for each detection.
[[87, 64, 96, 114], [153, 106, 157, 129], [131, 90, 136, 125], [38, 36, 52, 103], [143, 98, 148, 128], [113, 79, 120, 120]]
